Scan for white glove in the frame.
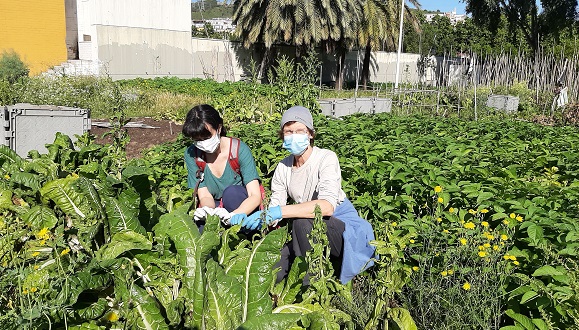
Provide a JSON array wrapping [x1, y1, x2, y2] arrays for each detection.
[[193, 206, 213, 222], [213, 207, 232, 225]]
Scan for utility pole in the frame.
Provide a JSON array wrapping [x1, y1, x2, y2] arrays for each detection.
[[394, 0, 405, 89]]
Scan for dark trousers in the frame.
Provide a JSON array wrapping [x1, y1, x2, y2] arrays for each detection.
[[275, 216, 345, 284]]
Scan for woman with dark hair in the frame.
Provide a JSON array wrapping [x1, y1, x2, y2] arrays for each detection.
[[182, 104, 262, 226], [242, 105, 375, 284]]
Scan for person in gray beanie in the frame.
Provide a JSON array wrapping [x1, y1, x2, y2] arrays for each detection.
[[242, 105, 376, 284]]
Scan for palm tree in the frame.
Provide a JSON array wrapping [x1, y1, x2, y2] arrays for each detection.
[[232, 0, 363, 89], [358, 0, 420, 89]]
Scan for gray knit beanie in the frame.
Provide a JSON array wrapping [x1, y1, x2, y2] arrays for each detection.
[[280, 106, 314, 131]]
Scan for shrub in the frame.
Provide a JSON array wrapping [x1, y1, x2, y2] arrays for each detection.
[[0, 50, 29, 84]]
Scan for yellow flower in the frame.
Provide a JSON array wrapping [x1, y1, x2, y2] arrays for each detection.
[[468, 209, 476, 214], [4, 174, 10, 180], [434, 186, 443, 193], [478, 251, 487, 257], [481, 221, 489, 227], [447, 269, 454, 275], [509, 213, 516, 219], [441, 270, 448, 276], [460, 238, 467, 245], [36, 228, 50, 240], [60, 248, 70, 256], [464, 222, 475, 229], [478, 245, 485, 250], [513, 261, 520, 266], [481, 209, 489, 213], [33, 265, 39, 270], [106, 311, 120, 322], [412, 266, 419, 271], [31, 252, 40, 257], [493, 245, 499, 251], [462, 282, 471, 290], [483, 243, 491, 248], [437, 217, 442, 222], [503, 219, 509, 225], [438, 197, 444, 203], [443, 229, 449, 234], [503, 254, 510, 260], [516, 216, 523, 222], [72, 173, 79, 178], [509, 255, 517, 261], [409, 239, 415, 244], [449, 207, 455, 213], [391, 222, 397, 227], [501, 234, 508, 241], [29, 287, 37, 293], [22, 289, 29, 295], [39, 240, 46, 246], [485, 233, 494, 240]]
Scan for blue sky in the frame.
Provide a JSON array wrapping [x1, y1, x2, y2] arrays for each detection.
[[410, 0, 467, 14]]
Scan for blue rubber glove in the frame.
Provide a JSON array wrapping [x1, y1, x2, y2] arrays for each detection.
[[243, 206, 283, 230], [228, 213, 247, 226]]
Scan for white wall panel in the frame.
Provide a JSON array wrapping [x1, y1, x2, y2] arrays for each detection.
[[94, 0, 190, 32]]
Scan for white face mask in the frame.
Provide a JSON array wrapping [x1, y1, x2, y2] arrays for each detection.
[[195, 133, 221, 153]]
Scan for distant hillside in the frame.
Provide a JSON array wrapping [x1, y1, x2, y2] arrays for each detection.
[[191, 1, 233, 20]]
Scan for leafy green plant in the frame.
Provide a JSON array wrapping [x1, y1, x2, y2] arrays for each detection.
[[0, 50, 29, 84]]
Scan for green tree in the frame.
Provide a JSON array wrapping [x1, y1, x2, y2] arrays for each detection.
[[465, 0, 578, 52], [358, 0, 420, 89], [232, 0, 363, 90], [0, 50, 29, 84]]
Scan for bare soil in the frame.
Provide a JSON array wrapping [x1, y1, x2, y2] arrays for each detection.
[[90, 117, 183, 159]]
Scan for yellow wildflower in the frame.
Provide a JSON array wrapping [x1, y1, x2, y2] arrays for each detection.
[[39, 240, 46, 246], [60, 248, 70, 256], [22, 289, 29, 295], [106, 311, 120, 322], [493, 245, 499, 251], [36, 228, 50, 240], [438, 197, 444, 203], [503, 254, 510, 260], [412, 266, 419, 271], [447, 269, 454, 275], [460, 238, 467, 245], [434, 186, 443, 193], [501, 234, 508, 241], [31, 252, 40, 257], [443, 229, 449, 234], [441, 270, 448, 276], [509, 255, 517, 261], [464, 222, 475, 229], [509, 213, 516, 219], [485, 233, 494, 240], [478, 245, 485, 251], [33, 265, 39, 270], [513, 261, 520, 266], [462, 282, 471, 290], [468, 209, 476, 215], [391, 222, 397, 227], [483, 243, 491, 248], [4, 174, 10, 180], [29, 287, 37, 293], [449, 207, 455, 213], [478, 251, 487, 257], [481, 209, 489, 213], [516, 216, 523, 222], [437, 217, 442, 222], [481, 221, 489, 227], [409, 239, 415, 244], [503, 219, 509, 225]]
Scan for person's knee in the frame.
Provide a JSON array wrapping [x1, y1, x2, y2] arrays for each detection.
[[221, 185, 248, 211], [292, 218, 313, 238]]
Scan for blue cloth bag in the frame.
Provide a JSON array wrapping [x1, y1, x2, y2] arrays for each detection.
[[333, 198, 376, 283]]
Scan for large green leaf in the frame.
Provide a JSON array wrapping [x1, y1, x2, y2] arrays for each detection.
[[226, 227, 287, 322], [102, 189, 146, 236], [153, 203, 220, 329], [10, 172, 41, 190], [22, 205, 59, 231], [388, 307, 417, 330], [0, 145, 25, 171], [505, 309, 535, 330], [273, 256, 308, 306], [532, 265, 564, 277], [55, 270, 112, 306], [0, 189, 14, 210], [237, 313, 302, 330], [96, 231, 152, 261], [40, 177, 86, 219], [205, 259, 243, 330], [127, 285, 169, 330], [76, 176, 105, 220]]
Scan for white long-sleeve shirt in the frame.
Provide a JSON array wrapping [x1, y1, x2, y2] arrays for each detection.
[[269, 146, 347, 209]]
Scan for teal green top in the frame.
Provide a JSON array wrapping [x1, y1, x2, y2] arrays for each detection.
[[184, 138, 260, 199]]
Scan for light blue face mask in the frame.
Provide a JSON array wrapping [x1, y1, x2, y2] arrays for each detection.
[[283, 134, 310, 156]]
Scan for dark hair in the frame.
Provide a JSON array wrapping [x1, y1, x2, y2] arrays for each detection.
[[182, 104, 227, 140]]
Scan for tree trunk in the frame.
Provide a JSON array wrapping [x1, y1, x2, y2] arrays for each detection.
[[361, 41, 372, 90], [257, 46, 270, 82], [335, 48, 346, 90]]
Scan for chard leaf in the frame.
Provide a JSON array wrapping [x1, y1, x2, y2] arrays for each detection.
[[237, 313, 301, 330], [22, 205, 58, 231], [0, 145, 25, 171], [40, 177, 86, 219], [10, 172, 41, 190], [205, 259, 242, 330], [274, 256, 307, 306], [96, 231, 152, 261], [226, 227, 287, 322], [127, 285, 169, 330], [56, 271, 112, 305], [0, 189, 13, 210], [388, 307, 418, 330], [103, 189, 146, 236]]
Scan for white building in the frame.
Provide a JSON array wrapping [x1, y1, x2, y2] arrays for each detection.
[[192, 18, 236, 33], [425, 9, 467, 25]]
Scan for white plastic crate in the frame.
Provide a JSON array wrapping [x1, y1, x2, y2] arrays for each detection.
[[5, 103, 91, 157], [374, 98, 393, 113], [486, 95, 519, 113]]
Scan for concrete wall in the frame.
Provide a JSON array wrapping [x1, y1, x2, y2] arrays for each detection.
[[0, 0, 68, 75]]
